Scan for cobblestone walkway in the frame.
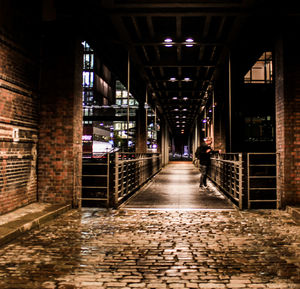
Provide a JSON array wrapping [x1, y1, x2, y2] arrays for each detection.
[[0, 208, 299, 289]]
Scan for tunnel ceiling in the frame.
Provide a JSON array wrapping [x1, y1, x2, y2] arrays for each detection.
[[68, 0, 283, 134]]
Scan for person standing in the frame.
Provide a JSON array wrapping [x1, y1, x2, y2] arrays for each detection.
[[195, 137, 217, 188]]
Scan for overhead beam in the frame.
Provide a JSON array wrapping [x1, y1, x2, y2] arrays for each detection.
[[103, 9, 249, 17], [113, 3, 242, 9]]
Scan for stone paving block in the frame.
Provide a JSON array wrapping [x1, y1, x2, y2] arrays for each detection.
[[0, 208, 299, 288]]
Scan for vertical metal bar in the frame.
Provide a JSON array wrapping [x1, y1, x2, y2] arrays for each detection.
[[212, 87, 215, 150], [145, 89, 148, 152], [106, 152, 110, 207], [114, 152, 119, 208], [228, 53, 232, 152], [127, 51, 130, 149], [238, 153, 243, 210], [276, 153, 281, 209], [247, 153, 250, 209]]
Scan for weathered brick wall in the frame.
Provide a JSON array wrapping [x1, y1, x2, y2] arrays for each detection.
[[275, 19, 300, 206], [38, 23, 82, 207], [0, 33, 39, 215]]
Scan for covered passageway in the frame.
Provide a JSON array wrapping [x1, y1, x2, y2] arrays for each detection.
[[0, 0, 299, 216], [1, 1, 300, 288]]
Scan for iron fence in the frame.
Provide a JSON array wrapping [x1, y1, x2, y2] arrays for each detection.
[[209, 153, 243, 209]]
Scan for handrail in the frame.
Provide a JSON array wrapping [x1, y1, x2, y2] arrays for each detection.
[[247, 152, 280, 209], [208, 153, 243, 209], [114, 152, 162, 207]]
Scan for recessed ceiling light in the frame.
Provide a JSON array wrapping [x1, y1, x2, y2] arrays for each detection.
[[164, 38, 173, 47], [185, 38, 194, 47]]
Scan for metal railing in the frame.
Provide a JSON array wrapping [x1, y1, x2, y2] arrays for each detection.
[[203, 152, 280, 209], [81, 152, 162, 208], [81, 153, 110, 207], [247, 153, 280, 209], [209, 153, 244, 209], [114, 152, 161, 207]]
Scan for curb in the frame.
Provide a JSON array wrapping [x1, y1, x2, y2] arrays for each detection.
[[0, 204, 71, 247], [286, 206, 300, 224]]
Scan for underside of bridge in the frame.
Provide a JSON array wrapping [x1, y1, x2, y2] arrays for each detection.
[[0, 0, 299, 214]]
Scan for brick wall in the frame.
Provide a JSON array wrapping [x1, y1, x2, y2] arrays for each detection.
[[275, 19, 300, 206], [38, 23, 82, 207], [0, 33, 39, 215]]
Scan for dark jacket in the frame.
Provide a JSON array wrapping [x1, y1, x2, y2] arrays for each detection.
[[195, 143, 212, 166]]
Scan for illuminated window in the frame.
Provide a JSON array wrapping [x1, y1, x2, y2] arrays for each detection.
[[244, 52, 273, 84]]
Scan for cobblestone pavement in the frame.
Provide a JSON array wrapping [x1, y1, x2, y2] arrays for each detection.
[[0, 208, 299, 289]]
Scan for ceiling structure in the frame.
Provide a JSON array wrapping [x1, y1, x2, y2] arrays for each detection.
[[68, 0, 279, 134]]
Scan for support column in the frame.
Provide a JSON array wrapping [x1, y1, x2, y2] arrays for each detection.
[[275, 21, 300, 207], [161, 119, 169, 167], [38, 22, 82, 207], [135, 102, 147, 153]]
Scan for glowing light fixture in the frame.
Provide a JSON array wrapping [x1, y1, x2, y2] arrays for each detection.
[[183, 97, 188, 100], [172, 96, 178, 100], [164, 38, 173, 47], [169, 77, 177, 82], [185, 38, 194, 47]]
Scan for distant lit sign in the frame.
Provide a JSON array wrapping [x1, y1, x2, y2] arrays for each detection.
[[82, 135, 92, 141]]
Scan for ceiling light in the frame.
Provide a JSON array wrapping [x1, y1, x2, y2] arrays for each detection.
[[183, 97, 188, 100], [164, 38, 173, 47], [174, 108, 179, 111], [169, 77, 177, 82], [172, 96, 178, 100], [185, 38, 194, 47], [183, 108, 187, 111], [176, 116, 179, 118], [164, 38, 173, 43], [183, 77, 191, 82], [182, 116, 186, 118]]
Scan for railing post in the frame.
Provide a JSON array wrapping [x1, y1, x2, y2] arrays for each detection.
[[238, 153, 243, 210], [114, 151, 119, 208], [107, 152, 110, 208]]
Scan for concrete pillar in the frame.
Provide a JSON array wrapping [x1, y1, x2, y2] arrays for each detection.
[[275, 20, 300, 206], [161, 119, 169, 167], [135, 104, 147, 153], [38, 22, 82, 207]]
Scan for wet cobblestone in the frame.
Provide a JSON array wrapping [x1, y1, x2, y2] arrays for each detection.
[[0, 208, 299, 288]]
